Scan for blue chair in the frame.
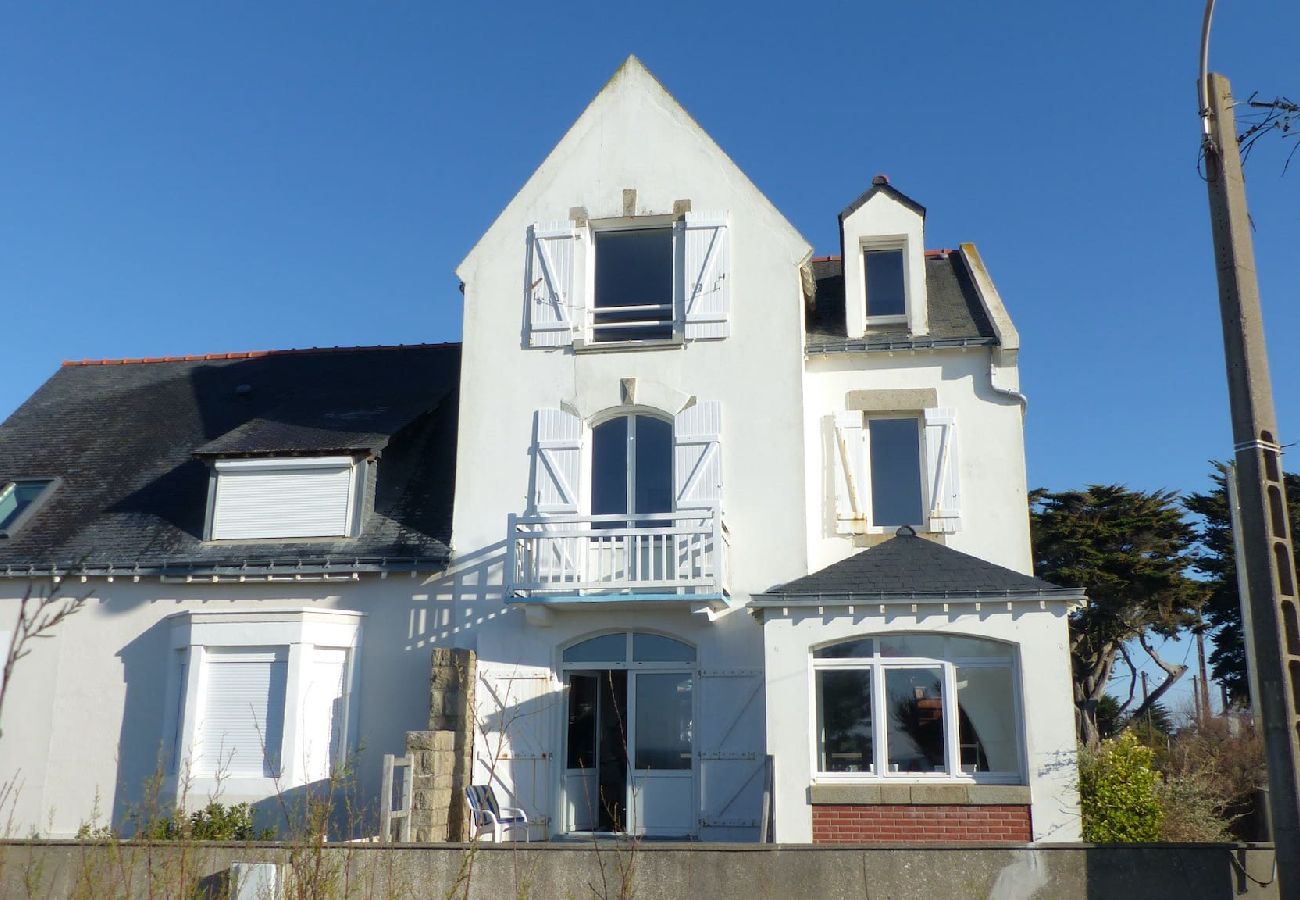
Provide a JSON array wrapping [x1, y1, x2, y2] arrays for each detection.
[[465, 785, 529, 842]]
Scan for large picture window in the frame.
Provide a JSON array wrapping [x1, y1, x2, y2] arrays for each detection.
[[813, 634, 1022, 782]]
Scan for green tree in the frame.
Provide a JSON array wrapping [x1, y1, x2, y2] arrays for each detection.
[[1031, 485, 1206, 748], [1079, 731, 1164, 842], [1184, 464, 1300, 705]]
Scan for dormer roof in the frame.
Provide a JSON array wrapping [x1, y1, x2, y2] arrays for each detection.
[[839, 175, 927, 222], [0, 344, 461, 577]]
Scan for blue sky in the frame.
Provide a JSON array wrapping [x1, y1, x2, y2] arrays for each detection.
[[3, 1, 1295, 709]]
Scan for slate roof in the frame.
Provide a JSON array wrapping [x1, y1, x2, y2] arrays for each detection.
[[0, 344, 460, 576], [762, 530, 1077, 597], [805, 251, 997, 352]]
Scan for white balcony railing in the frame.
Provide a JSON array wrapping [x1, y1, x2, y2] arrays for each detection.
[[506, 510, 729, 599]]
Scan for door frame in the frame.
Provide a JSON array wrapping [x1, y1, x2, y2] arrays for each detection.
[[558, 630, 698, 838]]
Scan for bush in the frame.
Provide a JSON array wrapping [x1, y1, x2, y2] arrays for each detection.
[[141, 801, 274, 842], [1079, 731, 1163, 842]]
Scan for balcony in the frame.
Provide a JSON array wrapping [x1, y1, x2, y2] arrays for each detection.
[[505, 509, 729, 606]]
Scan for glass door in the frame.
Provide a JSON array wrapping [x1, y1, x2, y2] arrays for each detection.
[[628, 670, 694, 837]]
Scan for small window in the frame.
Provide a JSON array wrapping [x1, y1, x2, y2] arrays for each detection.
[[593, 228, 674, 342], [864, 248, 906, 318], [0, 478, 55, 537], [813, 634, 1022, 781], [209, 457, 359, 541], [868, 417, 924, 527], [197, 648, 288, 778]]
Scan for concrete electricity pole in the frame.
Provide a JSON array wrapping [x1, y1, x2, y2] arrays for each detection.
[[1200, 4, 1300, 887]]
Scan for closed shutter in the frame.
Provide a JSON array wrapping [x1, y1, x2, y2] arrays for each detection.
[[211, 458, 355, 540], [198, 649, 287, 777], [526, 221, 581, 347], [924, 407, 962, 533], [674, 401, 723, 509], [680, 211, 730, 340], [833, 411, 868, 533], [299, 648, 349, 782], [530, 409, 582, 514]]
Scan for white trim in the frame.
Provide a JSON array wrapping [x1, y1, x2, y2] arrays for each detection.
[[213, 457, 356, 472]]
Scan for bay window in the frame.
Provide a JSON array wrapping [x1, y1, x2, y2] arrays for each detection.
[[813, 634, 1022, 782]]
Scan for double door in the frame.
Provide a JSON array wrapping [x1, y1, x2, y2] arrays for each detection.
[[563, 668, 694, 837]]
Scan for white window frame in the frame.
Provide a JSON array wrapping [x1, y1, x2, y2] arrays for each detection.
[[577, 215, 683, 351], [859, 237, 911, 327], [864, 413, 928, 533], [204, 456, 364, 541], [809, 636, 1025, 786], [163, 609, 364, 801]]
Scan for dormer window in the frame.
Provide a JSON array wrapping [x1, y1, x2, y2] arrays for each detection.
[[0, 478, 56, 538], [206, 457, 363, 541], [863, 247, 907, 320]]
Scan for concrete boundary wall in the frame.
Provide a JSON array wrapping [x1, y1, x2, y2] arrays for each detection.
[[0, 840, 1278, 899]]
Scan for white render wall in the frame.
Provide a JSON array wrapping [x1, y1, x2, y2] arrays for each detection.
[[802, 348, 1033, 575], [761, 602, 1082, 842], [0, 576, 465, 837]]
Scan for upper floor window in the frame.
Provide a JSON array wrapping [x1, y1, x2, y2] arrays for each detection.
[[592, 414, 674, 522], [834, 408, 961, 534], [593, 229, 675, 343], [813, 634, 1022, 782], [207, 456, 363, 541], [0, 478, 57, 538], [524, 211, 730, 349], [863, 247, 906, 319]]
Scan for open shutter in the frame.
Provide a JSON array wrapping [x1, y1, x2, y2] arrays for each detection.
[[924, 407, 962, 533], [674, 401, 722, 509], [526, 221, 581, 347], [833, 411, 868, 533], [680, 211, 730, 341], [530, 409, 581, 514]]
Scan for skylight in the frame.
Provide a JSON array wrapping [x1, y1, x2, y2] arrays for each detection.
[[0, 479, 56, 537]]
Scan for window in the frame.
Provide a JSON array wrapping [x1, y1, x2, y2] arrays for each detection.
[[591, 414, 673, 522], [208, 457, 361, 541], [813, 634, 1022, 781], [867, 417, 924, 527], [0, 478, 56, 537], [863, 248, 906, 319], [166, 610, 361, 797], [592, 228, 675, 343]]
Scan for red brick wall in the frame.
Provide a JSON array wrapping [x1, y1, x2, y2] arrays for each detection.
[[811, 804, 1032, 843]]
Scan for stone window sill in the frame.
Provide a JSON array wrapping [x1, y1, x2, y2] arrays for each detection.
[[809, 783, 1031, 806]]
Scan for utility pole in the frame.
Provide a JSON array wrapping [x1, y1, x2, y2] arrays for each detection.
[[1201, 61, 1300, 890], [1195, 628, 1213, 721]]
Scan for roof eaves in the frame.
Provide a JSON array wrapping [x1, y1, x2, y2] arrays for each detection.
[[750, 587, 1087, 607], [0, 554, 451, 581]]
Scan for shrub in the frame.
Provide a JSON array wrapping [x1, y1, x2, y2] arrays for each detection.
[[141, 801, 274, 842], [1079, 731, 1163, 842]]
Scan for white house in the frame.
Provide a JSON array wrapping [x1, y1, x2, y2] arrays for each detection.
[[0, 56, 1082, 844]]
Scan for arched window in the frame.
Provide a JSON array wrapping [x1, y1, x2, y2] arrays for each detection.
[[591, 414, 673, 521], [812, 634, 1021, 782]]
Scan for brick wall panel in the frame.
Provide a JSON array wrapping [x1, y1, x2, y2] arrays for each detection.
[[811, 804, 1031, 843]]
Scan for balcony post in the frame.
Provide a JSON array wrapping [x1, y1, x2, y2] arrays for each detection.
[[504, 513, 518, 598]]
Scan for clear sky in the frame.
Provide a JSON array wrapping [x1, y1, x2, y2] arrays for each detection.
[[2, 1, 1295, 711]]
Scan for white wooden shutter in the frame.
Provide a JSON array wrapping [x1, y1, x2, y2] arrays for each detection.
[[531, 409, 582, 514], [211, 458, 355, 540], [924, 407, 962, 533], [300, 647, 349, 782], [674, 401, 723, 509], [680, 211, 730, 340], [833, 411, 868, 533], [526, 221, 581, 347], [198, 649, 287, 777]]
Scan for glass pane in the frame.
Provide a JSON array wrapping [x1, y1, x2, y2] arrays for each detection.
[[633, 416, 673, 517], [0, 480, 50, 530], [817, 670, 873, 773], [885, 667, 947, 774], [814, 638, 875, 659], [868, 418, 923, 526], [879, 634, 1013, 661], [592, 417, 629, 519], [957, 666, 1020, 775], [594, 229, 674, 342], [563, 633, 628, 663], [865, 249, 905, 317], [632, 633, 695, 663], [634, 673, 692, 770], [567, 674, 599, 769]]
